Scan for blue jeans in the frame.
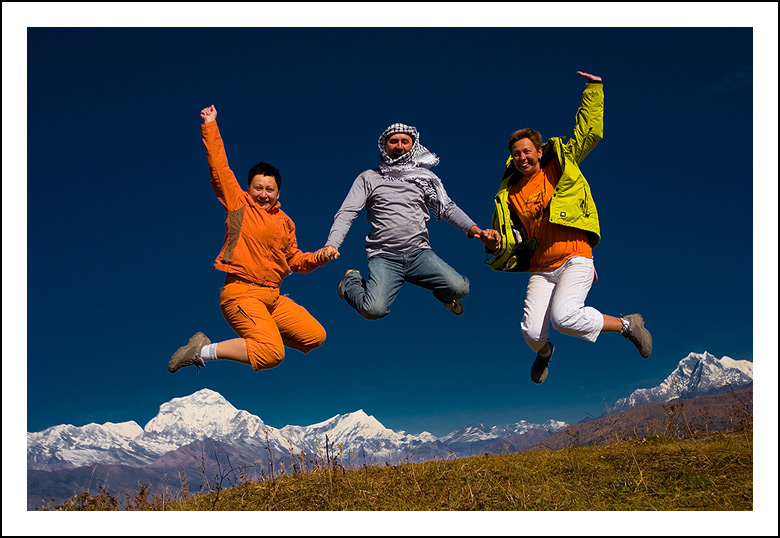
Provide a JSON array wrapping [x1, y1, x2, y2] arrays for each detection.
[[340, 249, 470, 320]]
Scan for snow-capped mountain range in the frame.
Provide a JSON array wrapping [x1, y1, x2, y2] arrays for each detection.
[[27, 389, 562, 472], [27, 351, 752, 474]]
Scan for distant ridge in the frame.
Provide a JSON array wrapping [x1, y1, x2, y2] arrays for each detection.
[[527, 387, 752, 452]]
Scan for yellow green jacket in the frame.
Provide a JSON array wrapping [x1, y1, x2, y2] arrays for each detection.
[[487, 82, 603, 272]]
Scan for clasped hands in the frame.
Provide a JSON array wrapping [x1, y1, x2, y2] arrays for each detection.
[[470, 226, 501, 251], [314, 245, 340, 263]]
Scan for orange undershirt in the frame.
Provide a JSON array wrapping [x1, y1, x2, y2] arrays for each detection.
[[507, 158, 592, 272]]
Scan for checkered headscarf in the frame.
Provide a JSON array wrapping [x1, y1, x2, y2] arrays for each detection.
[[377, 123, 450, 219]]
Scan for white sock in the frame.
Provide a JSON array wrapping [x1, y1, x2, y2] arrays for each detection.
[[620, 317, 630, 334], [200, 343, 219, 361]]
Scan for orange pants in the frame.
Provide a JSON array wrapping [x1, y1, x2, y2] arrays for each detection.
[[219, 276, 326, 371]]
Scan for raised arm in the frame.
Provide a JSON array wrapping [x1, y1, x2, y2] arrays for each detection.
[[200, 105, 244, 211], [565, 71, 604, 164]]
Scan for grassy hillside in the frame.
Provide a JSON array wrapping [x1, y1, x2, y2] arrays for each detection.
[[41, 428, 752, 511]]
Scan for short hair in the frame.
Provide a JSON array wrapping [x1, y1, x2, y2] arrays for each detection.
[[508, 128, 543, 153], [247, 162, 282, 190]]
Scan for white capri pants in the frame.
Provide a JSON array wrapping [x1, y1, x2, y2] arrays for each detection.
[[521, 256, 604, 353]]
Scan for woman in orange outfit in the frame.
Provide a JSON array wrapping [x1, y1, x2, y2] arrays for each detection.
[[168, 105, 339, 374]]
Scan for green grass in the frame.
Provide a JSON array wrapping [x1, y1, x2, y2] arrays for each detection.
[[42, 428, 752, 511]]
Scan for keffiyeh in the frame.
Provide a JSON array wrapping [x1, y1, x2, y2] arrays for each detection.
[[377, 123, 450, 219]]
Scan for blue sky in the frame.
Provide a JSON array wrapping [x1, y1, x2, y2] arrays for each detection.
[[5, 2, 779, 531]]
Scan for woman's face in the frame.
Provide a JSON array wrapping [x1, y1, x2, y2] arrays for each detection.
[[511, 138, 543, 178], [249, 174, 279, 211]]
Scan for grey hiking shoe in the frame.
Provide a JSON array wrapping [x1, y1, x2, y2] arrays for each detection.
[[531, 342, 554, 384], [168, 332, 210, 373], [337, 269, 360, 300], [444, 298, 464, 316], [622, 314, 652, 358]]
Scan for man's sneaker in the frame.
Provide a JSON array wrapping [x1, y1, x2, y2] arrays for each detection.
[[531, 342, 554, 384], [337, 269, 360, 300], [168, 332, 210, 373], [444, 298, 464, 316], [622, 314, 652, 358]]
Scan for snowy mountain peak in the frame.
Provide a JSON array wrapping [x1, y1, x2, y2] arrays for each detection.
[[440, 418, 566, 444], [542, 419, 567, 432], [333, 410, 384, 432], [102, 421, 144, 439], [159, 388, 234, 413], [605, 351, 753, 416], [719, 356, 753, 376], [279, 409, 394, 449], [144, 389, 241, 434], [27, 420, 150, 470], [141, 388, 271, 448], [669, 352, 753, 394]]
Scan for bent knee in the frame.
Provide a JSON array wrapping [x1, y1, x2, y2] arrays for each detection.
[[551, 309, 582, 333], [247, 341, 285, 371], [522, 330, 546, 351], [521, 321, 547, 352], [452, 278, 470, 298], [442, 276, 469, 299], [359, 302, 390, 320], [300, 326, 327, 353]]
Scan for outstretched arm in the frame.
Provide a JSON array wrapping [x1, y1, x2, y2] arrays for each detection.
[[324, 174, 369, 252]]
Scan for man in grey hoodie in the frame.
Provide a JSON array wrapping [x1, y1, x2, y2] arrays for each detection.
[[319, 123, 498, 320]]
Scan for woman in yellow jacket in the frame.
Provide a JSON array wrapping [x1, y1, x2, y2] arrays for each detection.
[[168, 105, 338, 374], [485, 72, 652, 385]]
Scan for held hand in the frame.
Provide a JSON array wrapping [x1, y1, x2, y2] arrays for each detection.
[[315, 245, 340, 263], [470, 226, 501, 251], [200, 105, 217, 123], [577, 71, 602, 83], [478, 228, 502, 251]]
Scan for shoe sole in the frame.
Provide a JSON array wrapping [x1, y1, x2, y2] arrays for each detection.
[[531, 343, 554, 384], [168, 332, 210, 373], [626, 314, 652, 358], [447, 302, 464, 316]]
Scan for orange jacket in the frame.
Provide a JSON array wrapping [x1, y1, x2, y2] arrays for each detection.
[[201, 121, 323, 287], [507, 158, 592, 272]]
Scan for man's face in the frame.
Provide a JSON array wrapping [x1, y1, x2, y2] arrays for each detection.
[[511, 138, 543, 177], [249, 174, 279, 211], [385, 133, 414, 159]]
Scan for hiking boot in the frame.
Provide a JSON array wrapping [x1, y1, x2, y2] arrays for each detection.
[[622, 314, 652, 358], [444, 298, 464, 316], [337, 269, 360, 300], [168, 332, 210, 373], [531, 342, 554, 384]]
